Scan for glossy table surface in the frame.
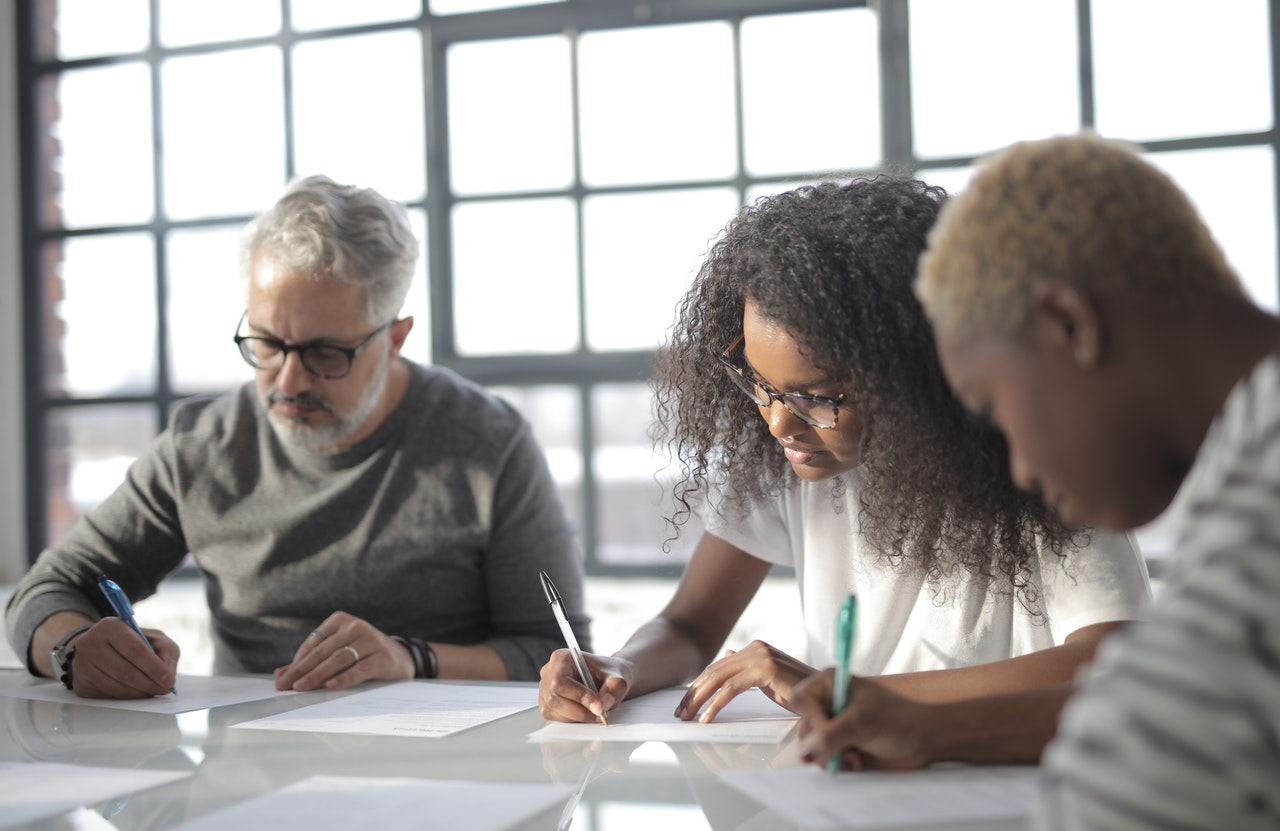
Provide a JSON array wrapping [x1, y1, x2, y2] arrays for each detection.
[[0, 669, 1027, 831]]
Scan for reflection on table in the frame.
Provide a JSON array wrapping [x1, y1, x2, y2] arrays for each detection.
[[0, 670, 1029, 831]]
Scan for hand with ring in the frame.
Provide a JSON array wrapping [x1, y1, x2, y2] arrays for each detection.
[[273, 611, 416, 692]]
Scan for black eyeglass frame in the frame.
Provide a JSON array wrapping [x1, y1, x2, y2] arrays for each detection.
[[717, 335, 847, 430], [233, 311, 394, 380]]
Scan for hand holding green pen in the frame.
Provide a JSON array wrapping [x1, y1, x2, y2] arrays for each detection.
[[828, 594, 857, 774]]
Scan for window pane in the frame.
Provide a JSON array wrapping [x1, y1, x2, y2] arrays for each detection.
[[448, 36, 574, 195], [579, 22, 736, 186], [162, 47, 286, 220], [1146, 146, 1278, 312], [430, 0, 552, 14], [167, 226, 253, 394], [742, 9, 880, 175], [584, 188, 738, 351], [291, 0, 421, 31], [293, 32, 427, 203], [1094, 0, 1272, 141], [453, 198, 578, 355], [43, 64, 154, 228], [919, 166, 975, 198], [40, 0, 149, 60], [489, 385, 584, 541], [400, 210, 433, 367], [158, 0, 281, 47], [46, 234, 156, 398], [745, 177, 839, 206], [44, 405, 155, 547], [911, 0, 1080, 158], [593, 383, 700, 567]]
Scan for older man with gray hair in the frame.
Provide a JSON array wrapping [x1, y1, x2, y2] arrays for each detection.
[[7, 174, 590, 698]]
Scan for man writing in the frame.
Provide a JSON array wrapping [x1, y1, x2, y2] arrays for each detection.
[[6, 174, 590, 698]]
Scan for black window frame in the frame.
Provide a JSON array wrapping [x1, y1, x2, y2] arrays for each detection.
[[16, 0, 1280, 581]]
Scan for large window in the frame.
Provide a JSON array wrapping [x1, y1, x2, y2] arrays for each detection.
[[17, 0, 1278, 574]]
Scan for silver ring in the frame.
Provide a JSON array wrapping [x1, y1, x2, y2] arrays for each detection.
[[309, 630, 328, 641], [343, 645, 360, 663]]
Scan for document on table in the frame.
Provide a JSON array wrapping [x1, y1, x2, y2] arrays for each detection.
[[718, 764, 1040, 829], [170, 775, 573, 831], [232, 680, 537, 737], [0, 674, 298, 715], [0, 761, 191, 829], [527, 688, 797, 744]]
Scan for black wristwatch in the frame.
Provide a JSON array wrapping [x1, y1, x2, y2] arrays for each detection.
[[50, 624, 93, 690]]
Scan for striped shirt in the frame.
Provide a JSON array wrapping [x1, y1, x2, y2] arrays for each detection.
[[1033, 353, 1280, 830]]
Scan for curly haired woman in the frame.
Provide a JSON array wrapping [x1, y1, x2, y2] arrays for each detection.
[[539, 176, 1150, 765]]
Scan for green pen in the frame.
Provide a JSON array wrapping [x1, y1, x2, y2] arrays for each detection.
[[828, 594, 857, 774]]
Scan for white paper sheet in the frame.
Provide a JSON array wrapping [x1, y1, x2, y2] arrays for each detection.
[[527, 688, 797, 744], [169, 775, 573, 831], [718, 764, 1040, 829], [0, 761, 191, 829], [231, 680, 537, 737], [0, 674, 298, 714]]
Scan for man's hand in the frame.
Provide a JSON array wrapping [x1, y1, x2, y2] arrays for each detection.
[[69, 619, 180, 699], [274, 611, 413, 691], [674, 640, 814, 723], [538, 649, 631, 723]]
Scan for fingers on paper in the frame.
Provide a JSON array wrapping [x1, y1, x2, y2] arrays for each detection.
[[595, 674, 625, 713], [539, 655, 603, 722], [291, 611, 353, 664], [74, 622, 176, 699]]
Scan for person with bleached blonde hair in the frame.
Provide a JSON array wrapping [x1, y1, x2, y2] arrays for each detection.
[[795, 132, 1280, 829]]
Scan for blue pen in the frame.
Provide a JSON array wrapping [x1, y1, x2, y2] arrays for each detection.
[[98, 575, 176, 695], [828, 594, 857, 774]]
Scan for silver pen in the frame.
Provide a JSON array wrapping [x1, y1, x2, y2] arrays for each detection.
[[539, 570, 607, 726]]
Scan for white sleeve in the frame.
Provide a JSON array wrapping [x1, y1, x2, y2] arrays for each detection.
[[697, 481, 796, 569], [1040, 530, 1152, 643]]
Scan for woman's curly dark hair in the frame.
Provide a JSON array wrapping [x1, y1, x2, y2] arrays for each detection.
[[652, 176, 1083, 607]]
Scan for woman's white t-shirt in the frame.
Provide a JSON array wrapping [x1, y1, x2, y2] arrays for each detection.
[[702, 470, 1152, 674]]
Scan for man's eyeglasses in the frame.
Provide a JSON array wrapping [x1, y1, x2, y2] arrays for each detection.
[[717, 335, 846, 429], [233, 312, 392, 380]]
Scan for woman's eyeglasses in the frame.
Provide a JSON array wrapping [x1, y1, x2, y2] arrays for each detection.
[[717, 335, 845, 429]]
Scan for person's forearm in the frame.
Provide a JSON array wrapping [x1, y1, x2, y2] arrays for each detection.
[[876, 643, 1086, 702], [612, 618, 716, 698], [919, 684, 1075, 765], [876, 621, 1126, 703], [431, 642, 509, 681]]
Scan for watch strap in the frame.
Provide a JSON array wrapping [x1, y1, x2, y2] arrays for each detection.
[[50, 623, 93, 690]]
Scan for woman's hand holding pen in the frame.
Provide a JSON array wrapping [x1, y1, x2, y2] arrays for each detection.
[[274, 611, 414, 692], [67, 619, 180, 699], [538, 649, 631, 723], [791, 669, 936, 772], [675, 640, 815, 723]]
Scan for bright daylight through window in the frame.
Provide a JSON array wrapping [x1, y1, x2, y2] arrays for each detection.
[[17, 0, 1278, 577]]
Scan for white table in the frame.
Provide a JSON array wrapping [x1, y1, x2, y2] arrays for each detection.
[[0, 669, 1028, 830]]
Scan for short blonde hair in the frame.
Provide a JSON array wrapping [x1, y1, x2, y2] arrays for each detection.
[[916, 133, 1242, 337]]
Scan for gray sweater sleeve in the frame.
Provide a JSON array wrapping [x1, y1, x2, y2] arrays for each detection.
[[477, 420, 591, 679], [4, 430, 190, 670]]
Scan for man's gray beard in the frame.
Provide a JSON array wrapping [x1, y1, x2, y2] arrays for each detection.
[[266, 357, 390, 452]]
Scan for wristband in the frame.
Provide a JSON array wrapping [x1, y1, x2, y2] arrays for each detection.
[[409, 637, 439, 679], [392, 636, 439, 679], [391, 635, 423, 678], [50, 623, 94, 690]]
